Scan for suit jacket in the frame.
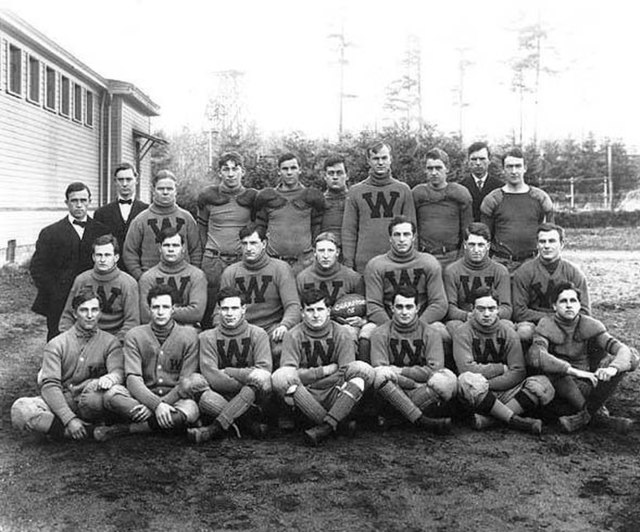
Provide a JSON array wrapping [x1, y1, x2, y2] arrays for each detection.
[[30, 216, 110, 317], [94, 199, 148, 271], [461, 174, 503, 222]]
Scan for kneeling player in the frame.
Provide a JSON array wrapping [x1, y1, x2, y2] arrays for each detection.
[[184, 287, 272, 443], [371, 285, 457, 433], [272, 288, 374, 445], [96, 284, 199, 440], [454, 287, 554, 434], [12, 288, 123, 440], [527, 282, 638, 433]]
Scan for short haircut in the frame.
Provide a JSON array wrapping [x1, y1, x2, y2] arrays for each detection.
[[367, 141, 391, 158], [217, 286, 246, 306], [300, 287, 329, 308], [388, 215, 416, 236], [502, 147, 525, 165], [470, 286, 499, 305], [92, 234, 120, 255], [392, 284, 418, 304], [277, 152, 299, 168], [72, 287, 101, 311], [552, 281, 581, 304], [314, 231, 340, 248], [467, 141, 491, 158], [65, 182, 91, 200], [239, 222, 267, 242], [158, 226, 184, 245], [323, 154, 347, 173], [152, 169, 177, 187], [218, 152, 244, 169], [147, 283, 177, 306], [464, 222, 491, 242], [537, 222, 565, 243], [113, 162, 138, 178], [425, 148, 450, 167]]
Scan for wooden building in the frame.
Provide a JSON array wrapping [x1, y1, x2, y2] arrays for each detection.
[[0, 10, 164, 266]]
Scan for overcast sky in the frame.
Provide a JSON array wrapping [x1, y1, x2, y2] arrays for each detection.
[[3, 0, 639, 148]]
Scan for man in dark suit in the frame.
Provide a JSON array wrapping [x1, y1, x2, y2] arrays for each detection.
[[94, 162, 148, 273], [461, 141, 503, 222], [30, 182, 110, 340]]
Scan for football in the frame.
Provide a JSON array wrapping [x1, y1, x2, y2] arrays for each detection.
[[331, 293, 367, 320]]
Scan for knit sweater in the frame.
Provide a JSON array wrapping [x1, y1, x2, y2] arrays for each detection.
[[443, 255, 512, 321], [123, 203, 202, 280], [412, 182, 472, 252], [453, 316, 525, 391], [280, 319, 355, 384], [512, 257, 590, 323], [124, 322, 199, 410], [480, 187, 554, 258], [138, 259, 207, 325], [220, 252, 301, 333], [364, 247, 447, 326], [296, 260, 364, 305], [255, 184, 325, 258], [197, 184, 257, 254], [40, 325, 123, 425], [321, 188, 348, 241], [58, 266, 139, 341], [370, 316, 443, 383], [199, 320, 271, 393], [342, 173, 416, 272]]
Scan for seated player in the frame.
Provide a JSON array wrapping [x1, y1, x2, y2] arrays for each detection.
[[95, 284, 199, 440], [139, 227, 207, 327], [271, 288, 374, 445], [512, 223, 590, 342], [443, 222, 511, 337], [11, 288, 123, 440], [454, 287, 554, 434], [370, 285, 457, 433], [527, 282, 639, 433], [183, 287, 272, 443]]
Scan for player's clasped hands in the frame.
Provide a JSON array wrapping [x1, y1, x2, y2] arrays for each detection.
[[573, 368, 598, 387]]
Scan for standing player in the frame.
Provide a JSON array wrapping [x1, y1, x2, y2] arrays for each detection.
[[443, 222, 511, 336], [527, 282, 638, 433], [370, 285, 457, 433], [30, 182, 110, 340], [197, 152, 257, 328], [94, 162, 149, 273], [454, 287, 554, 434], [272, 288, 374, 445], [183, 287, 272, 443], [320, 155, 349, 243], [412, 148, 472, 268], [512, 223, 590, 341], [123, 169, 202, 280], [460, 142, 502, 222], [342, 141, 416, 273], [59, 234, 139, 343], [480, 148, 554, 272], [138, 227, 207, 327], [12, 288, 123, 440], [255, 153, 325, 275]]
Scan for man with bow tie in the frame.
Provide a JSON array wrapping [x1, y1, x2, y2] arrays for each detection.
[[94, 163, 149, 273], [30, 182, 110, 340]]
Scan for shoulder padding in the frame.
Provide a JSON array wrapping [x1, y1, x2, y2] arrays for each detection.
[[197, 185, 228, 208], [480, 189, 504, 215], [302, 188, 326, 209], [256, 188, 286, 210], [575, 315, 607, 341], [237, 188, 258, 208], [446, 183, 473, 204], [529, 186, 553, 210]]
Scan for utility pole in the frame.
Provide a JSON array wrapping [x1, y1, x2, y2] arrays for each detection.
[[329, 25, 356, 138], [454, 48, 471, 141]]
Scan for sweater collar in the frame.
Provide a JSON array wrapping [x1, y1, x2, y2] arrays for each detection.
[[91, 265, 121, 281], [366, 171, 393, 186], [392, 315, 419, 334], [470, 314, 500, 334], [463, 254, 490, 271], [243, 250, 270, 271], [387, 246, 417, 264], [159, 259, 187, 274], [312, 260, 341, 278], [150, 203, 178, 215]]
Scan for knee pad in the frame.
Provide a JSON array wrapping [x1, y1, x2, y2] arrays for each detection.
[[373, 366, 397, 389], [457, 372, 489, 407], [431, 321, 450, 344], [516, 322, 535, 343], [271, 367, 299, 397], [247, 368, 272, 394], [179, 373, 210, 398], [445, 320, 464, 338], [522, 375, 555, 406], [77, 380, 107, 421], [174, 399, 200, 424], [359, 322, 377, 340], [345, 360, 375, 388], [428, 368, 457, 401]]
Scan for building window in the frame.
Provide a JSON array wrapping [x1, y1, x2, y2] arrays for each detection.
[[28, 55, 40, 103], [60, 75, 70, 117], [45, 66, 56, 110], [8, 44, 22, 96], [73, 82, 82, 122], [85, 90, 94, 127]]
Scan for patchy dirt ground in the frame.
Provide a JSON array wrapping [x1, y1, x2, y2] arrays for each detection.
[[1, 229, 639, 532]]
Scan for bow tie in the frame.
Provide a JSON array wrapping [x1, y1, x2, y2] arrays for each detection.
[[73, 220, 87, 228], [118, 199, 133, 205]]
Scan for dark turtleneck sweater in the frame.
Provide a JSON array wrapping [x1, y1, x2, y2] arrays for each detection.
[[321, 188, 348, 242]]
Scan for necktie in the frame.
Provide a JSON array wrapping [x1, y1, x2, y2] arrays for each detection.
[[118, 199, 133, 205], [73, 220, 87, 228], [477, 179, 484, 190]]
